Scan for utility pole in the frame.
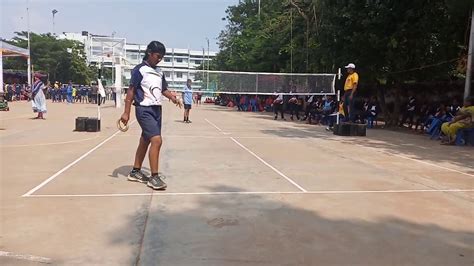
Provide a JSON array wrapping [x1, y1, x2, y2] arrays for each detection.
[[52, 9, 58, 35], [258, 0, 261, 19], [465, 9, 473, 100], [290, 8, 293, 74], [206, 37, 210, 90], [27, 0, 31, 88]]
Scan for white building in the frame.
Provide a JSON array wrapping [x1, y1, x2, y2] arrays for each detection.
[[59, 31, 216, 89]]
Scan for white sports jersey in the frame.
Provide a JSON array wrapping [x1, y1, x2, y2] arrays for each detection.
[[130, 61, 168, 106]]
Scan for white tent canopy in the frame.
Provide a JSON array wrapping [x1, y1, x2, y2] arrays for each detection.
[[1, 41, 30, 92]]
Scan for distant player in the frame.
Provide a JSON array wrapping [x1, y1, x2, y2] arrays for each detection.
[[183, 79, 193, 123]]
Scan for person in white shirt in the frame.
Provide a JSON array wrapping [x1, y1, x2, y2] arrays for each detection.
[[120, 41, 182, 190]]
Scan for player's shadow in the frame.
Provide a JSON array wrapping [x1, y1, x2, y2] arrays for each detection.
[[106, 185, 474, 266], [109, 165, 151, 178]]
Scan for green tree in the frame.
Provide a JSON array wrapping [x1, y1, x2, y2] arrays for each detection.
[[4, 31, 96, 84], [215, 0, 472, 125]]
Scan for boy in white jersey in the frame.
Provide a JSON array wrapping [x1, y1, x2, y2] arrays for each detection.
[[120, 41, 182, 190]]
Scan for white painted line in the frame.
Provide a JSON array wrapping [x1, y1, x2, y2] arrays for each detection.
[[1, 134, 101, 148], [26, 191, 296, 197], [0, 114, 32, 121], [356, 144, 474, 178], [205, 118, 224, 132], [290, 126, 474, 178], [0, 250, 52, 264], [24, 189, 474, 198], [230, 137, 307, 192], [22, 120, 137, 197]]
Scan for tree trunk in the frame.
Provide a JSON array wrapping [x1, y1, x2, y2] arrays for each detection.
[[376, 80, 388, 127]]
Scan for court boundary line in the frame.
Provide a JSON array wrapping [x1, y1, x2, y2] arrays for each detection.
[[23, 189, 474, 198], [1, 134, 101, 148], [21, 120, 137, 197], [291, 127, 474, 178], [204, 118, 224, 132], [205, 118, 307, 192], [230, 137, 307, 192], [0, 250, 52, 264]]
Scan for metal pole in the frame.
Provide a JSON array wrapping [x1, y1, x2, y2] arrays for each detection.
[[0, 48, 3, 92], [206, 38, 209, 90], [290, 8, 293, 74], [52, 9, 58, 36], [336, 90, 340, 125], [27, 1, 31, 88], [187, 45, 190, 80], [465, 9, 474, 100], [172, 48, 175, 89], [202, 47, 205, 90], [258, 0, 261, 19]]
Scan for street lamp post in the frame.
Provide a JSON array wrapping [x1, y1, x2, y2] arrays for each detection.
[[465, 9, 474, 100], [258, 0, 261, 19], [52, 9, 58, 35], [202, 47, 205, 90], [206, 38, 209, 91], [27, 1, 31, 88]]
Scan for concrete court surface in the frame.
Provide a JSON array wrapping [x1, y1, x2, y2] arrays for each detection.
[[0, 100, 473, 266]]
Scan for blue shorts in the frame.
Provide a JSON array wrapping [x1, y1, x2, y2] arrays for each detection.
[[135, 105, 162, 141]]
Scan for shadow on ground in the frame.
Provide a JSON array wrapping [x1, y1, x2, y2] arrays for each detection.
[[206, 105, 473, 173], [108, 185, 474, 266], [110, 165, 151, 178]]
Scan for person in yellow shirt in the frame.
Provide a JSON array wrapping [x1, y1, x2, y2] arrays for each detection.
[[343, 63, 358, 122], [441, 96, 473, 145], [72, 86, 77, 102]]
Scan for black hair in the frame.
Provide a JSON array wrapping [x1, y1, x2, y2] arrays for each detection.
[[143, 41, 166, 60]]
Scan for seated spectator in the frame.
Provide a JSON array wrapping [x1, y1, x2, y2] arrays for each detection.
[[325, 101, 345, 131], [415, 102, 430, 132], [288, 95, 300, 120], [239, 95, 247, 111], [320, 96, 337, 126], [264, 96, 274, 112], [301, 95, 314, 121], [425, 103, 450, 136], [399, 94, 417, 129], [446, 99, 461, 119], [249, 96, 257, 112], [440, 96, 474, 145], [365, 96, 378, 128], [307, 96, 321, 124]]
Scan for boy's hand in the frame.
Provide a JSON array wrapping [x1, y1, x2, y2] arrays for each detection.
[[173, 98, 183, 109]]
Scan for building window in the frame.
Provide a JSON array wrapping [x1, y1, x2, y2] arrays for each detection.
[[164, 57, 171, 62], [194, 60, 201, 65], [165, 72, 171, 78], [177, 58, 183, 63], [176, 72, 183, 78]]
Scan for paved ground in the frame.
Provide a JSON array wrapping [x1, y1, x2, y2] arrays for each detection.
[[1, 100, 473, 266]]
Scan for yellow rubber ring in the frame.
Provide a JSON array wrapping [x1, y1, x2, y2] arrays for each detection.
[[117, 119, 129, 132]]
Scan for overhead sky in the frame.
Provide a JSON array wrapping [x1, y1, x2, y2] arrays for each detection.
[[1, 0, 239, 51]]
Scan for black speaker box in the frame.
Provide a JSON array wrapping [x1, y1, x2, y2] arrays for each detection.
[[86, 118, 101, 132], [333, 123, 351, 136], [333, 123, 366, 136], [75, 117, 88, 131]]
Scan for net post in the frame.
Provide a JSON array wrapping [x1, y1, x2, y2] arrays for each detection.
[[115, 63, 122, 108], [336, 90, 341, 125]]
